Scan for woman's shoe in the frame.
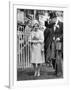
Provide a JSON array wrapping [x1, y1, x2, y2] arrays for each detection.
[[37, 72, 40, 77], [34, 71, 37, 77]]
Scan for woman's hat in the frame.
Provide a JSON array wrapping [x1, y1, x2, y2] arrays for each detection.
[[32, 19, 39, 26]]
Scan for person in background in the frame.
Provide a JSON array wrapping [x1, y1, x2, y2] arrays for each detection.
[[28, 20, 44, 77], [24, 20, 33, 42]]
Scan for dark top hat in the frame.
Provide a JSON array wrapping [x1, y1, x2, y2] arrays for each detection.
[[49, 12, 57, 19]]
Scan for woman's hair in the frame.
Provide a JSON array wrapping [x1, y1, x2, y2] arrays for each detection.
[[33, 23, 39, 27]]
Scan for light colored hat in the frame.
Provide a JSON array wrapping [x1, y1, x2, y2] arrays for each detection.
[[32, 19, 39, 26]]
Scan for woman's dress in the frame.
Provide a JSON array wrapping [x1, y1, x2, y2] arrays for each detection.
[[29, 29, 45, 64]]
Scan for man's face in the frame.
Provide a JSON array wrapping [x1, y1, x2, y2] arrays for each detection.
[[52, 17, 57, 23]]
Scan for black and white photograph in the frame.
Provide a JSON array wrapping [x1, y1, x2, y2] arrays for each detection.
[[17, 8, 63, 81]]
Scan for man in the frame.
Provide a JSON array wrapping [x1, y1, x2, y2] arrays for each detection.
[[44, 12, 63, 77], [51, 14, 63, 76], [44, 16, 55, 66]]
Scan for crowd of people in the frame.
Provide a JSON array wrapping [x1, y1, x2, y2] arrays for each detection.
[[17, 10, 63, 77]]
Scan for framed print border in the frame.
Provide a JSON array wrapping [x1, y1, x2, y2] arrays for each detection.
[[9, 1, 69, 88]]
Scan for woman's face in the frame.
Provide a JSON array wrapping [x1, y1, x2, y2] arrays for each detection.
[[34, 23, 39, 31]]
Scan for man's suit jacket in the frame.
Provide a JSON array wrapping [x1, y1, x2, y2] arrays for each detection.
[[44, 21, 63, 52], [44, 21, 54, 50], [53, 21, 63, 42]]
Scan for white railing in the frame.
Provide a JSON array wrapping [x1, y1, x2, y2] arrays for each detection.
[[17, 31, 32, 69]]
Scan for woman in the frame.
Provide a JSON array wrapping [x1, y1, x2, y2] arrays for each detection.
[[28, 20, 44, 77]]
